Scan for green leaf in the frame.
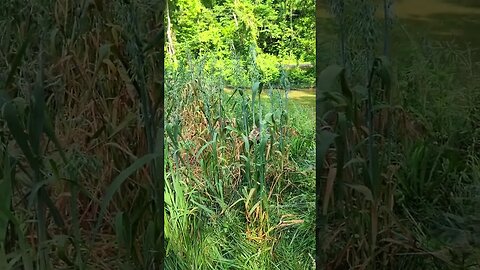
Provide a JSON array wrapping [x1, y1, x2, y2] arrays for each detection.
[[29, 51, 45, 157], [40, 189, 65, 229], [2, 102, 37, 170], [195, 137, 217, 160], [94, 44, 112, 76], [92, 153, 161, 242], [114, 212, 126, 248], [374, 56, 393, 101], [28, 179, 53, 208], [4, 23, 34, 92], [42, 110, 67, 163], [0, 154, 13, 244], [317, 64, 353, 119], [316, 130, 337, 166], [191, 199, 216, 216]]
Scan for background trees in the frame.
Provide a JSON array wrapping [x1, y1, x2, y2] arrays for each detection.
[[167, 0, 315, 86]]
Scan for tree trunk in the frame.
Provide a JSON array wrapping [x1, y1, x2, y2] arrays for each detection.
[[166, 0, 176, 63]]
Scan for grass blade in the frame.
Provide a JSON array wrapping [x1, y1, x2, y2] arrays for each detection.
[[92, 153, 161, 242]]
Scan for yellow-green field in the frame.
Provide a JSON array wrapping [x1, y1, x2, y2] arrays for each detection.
[[224, 87, 316, 108]]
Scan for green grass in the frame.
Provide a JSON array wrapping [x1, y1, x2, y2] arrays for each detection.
[[163, 57, 315, 269], [224, 88, 316, 109], [0, 0, 478, 269]]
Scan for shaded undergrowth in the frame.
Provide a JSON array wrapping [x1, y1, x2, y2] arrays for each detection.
[[316, 12, 480, 269]]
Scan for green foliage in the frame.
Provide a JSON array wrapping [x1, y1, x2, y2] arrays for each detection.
[[318, 0, 480, 268], [255, 53, 280, 83], [287, 68, 315, 87], [164, 57, 315, 269], [168, 0, 315, 86], [0, 0, 166, 268]]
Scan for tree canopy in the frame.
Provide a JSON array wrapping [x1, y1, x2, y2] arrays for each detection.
[[167, 0, 315, 85]]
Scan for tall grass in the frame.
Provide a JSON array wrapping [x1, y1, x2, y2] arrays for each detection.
[[317, 1, 480, 268], [163, 52, 315, 269], [1, 0, 165, 269]]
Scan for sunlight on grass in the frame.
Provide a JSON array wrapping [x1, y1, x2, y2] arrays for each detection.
[[224, 88, 316, 108]]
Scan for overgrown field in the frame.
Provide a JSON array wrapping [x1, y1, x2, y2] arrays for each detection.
[[0, 0, 317, 269], [1, 1, 166, 269], [316, 1, 480, 268], [164, 58, 315, 269], [1, 0, 479, 269]]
